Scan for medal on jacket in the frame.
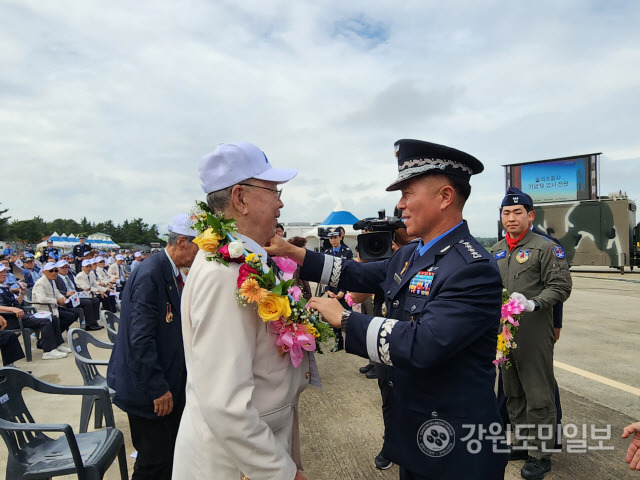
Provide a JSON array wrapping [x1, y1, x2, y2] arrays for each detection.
[[409, 271, 434, 296], [165, 303, 173, 323]]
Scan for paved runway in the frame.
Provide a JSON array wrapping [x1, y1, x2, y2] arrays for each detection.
[[0, 269, 638, 479]]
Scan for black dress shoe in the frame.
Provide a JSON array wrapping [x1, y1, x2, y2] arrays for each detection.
[[365, 369, 377, 379], [521, 457, 551, 480], [374, 453, 392, 470], [86, 324, 104, 331], [359, 364, 374, 374]]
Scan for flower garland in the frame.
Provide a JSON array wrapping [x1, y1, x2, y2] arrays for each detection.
[[190, 202, 333, 367], [494, 289, 524, 368]]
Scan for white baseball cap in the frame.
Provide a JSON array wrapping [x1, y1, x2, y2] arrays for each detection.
[[82, 259, 92, 267], [134, 252, 142, 258], [198, 142, 297, 194], [42, 262, 57, 271], [55, 260, 68, 268], [0, 264, 6, 273], [115, 254, 124, 261], [168, 214, 198, 237]]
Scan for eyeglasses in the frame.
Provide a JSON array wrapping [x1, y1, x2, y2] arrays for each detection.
[[47, 269, 59, 273], [238, 183, 282, 199]]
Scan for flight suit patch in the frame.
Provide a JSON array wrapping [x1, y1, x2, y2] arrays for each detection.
[[494, 250, 506, 260], [409, 271, 434, 296], [516, 249, 529, 263], [554, 246, 566, 259]]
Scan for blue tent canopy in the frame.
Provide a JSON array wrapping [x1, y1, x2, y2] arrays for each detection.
[[320, 200, 359, 226]]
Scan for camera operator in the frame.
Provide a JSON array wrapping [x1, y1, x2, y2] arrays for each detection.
[[323, 226, 353, 352]]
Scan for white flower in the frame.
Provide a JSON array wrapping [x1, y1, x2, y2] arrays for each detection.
[[228, 240, 245, 258]]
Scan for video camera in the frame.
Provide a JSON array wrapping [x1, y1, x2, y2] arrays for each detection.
[[354, 209, 405, 261]]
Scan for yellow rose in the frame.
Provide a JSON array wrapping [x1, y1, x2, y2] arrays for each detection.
[[257, 292, 292, 322], [194, 228, 223, 254]]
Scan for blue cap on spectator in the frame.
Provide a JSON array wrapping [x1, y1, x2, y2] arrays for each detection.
[[24, 253, 34, 258]]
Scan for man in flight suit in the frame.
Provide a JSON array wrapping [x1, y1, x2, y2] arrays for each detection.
[[490, 187, 572, 480], [268, 139, 508, 480]]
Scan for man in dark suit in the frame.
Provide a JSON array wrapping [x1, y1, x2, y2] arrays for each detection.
[[107, 215, 198, 480], [268, 139, 508, 480], [54, 260, 103, 331]]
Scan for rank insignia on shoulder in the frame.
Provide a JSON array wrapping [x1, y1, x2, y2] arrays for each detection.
[[409, 271, 434, 296], [494, 250, 507, 260], [554, 246, 566, 259], [516, 249, 529, 263]]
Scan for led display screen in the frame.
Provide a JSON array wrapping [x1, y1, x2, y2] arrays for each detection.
[[507, 156, 595, 203]]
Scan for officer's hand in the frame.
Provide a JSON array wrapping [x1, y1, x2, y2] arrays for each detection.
[[326, 291, 337, 299], [306, 296, 343, 328], [265, 235, 306, 264], [153, 391, 173, 417], [57, 298, 65, 306], [622, 422, 640, 470], [10, 307, 24, 318], [0, 315, 7, 330], [554, 328, 561, 343], [510, 292, 535, 312]]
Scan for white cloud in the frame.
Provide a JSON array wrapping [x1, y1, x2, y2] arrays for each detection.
[[1, 0, 639, 238]]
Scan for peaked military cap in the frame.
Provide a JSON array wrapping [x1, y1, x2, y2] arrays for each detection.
[[386, 139, 484, 191], [501, 187, 533, 210]]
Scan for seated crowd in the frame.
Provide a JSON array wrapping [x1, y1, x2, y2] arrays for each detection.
[[0, 240, 152, 363]]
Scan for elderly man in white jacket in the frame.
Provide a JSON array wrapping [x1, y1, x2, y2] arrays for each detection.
[[31, 262, 77, 350], [172, 143, 313, 480]]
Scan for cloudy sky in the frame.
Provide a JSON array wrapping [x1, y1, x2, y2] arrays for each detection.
[[1, 0, 639, 237]]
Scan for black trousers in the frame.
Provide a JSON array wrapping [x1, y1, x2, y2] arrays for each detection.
[[399, 467, 431, 480], [98, 294, 117, 313], [0, 331, 25, 365], [57, 308, 79, 334], [127, 404, 184, 480], [5, 313, 63, 352]]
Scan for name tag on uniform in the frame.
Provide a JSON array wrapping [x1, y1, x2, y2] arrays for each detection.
[[494, 250, 506, 260], [409, 271, 434, 296]]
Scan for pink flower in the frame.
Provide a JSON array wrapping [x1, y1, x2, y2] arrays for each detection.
[[273, 256, 298, 281], [502, 325, 513, 342], [345, 292, 355, 307], [268, 321, 316, 368], [288, 286, 302, 302], [237, 263, 258, 288]]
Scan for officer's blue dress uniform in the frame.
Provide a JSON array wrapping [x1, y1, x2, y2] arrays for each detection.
[[301, 221, 508, 479]]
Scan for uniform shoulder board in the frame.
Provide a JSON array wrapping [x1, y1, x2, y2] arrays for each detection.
[[454, 238, 490, 263]]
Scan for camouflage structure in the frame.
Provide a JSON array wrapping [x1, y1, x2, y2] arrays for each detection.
[[499, 198, 639, 270]]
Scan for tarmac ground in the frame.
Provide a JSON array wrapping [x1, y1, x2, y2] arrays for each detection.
[[0, 268, 638, 479]]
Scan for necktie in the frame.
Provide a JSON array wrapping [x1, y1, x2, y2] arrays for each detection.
[[405, 246, 422, 274], [176, 273, 184, 292]]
